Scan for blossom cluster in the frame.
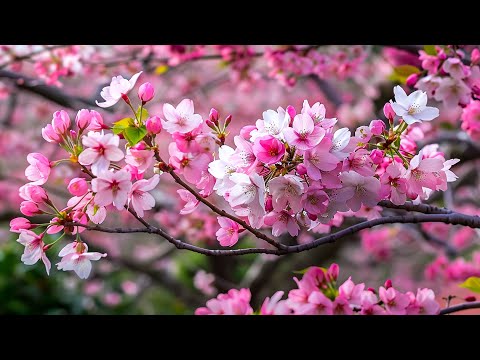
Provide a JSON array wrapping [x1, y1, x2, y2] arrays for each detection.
[[9, 70, 460, 280], [195, 263, 441, 315]]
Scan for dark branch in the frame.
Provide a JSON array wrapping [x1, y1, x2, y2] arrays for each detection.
[[440, 301, 480, 315]]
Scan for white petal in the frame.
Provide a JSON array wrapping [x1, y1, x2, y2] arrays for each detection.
[[393, 85, 409, 106], [415, 106, 439, 121]]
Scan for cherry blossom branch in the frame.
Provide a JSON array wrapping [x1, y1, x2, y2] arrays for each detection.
[[152, 149, 287, 250], [68, 208, 480, 256], [378, 200, 453, 214], [439, 301, 480, 315], [0, 45, 68, 70]]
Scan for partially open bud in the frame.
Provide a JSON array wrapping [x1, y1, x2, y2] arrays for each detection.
[[75, 109, 92, 130], [209, 108, 219, 124], [52, 110, 71, 135], [20, 201, 41, 216], [265, 195, 273, 212], [224, 114, 232, 128], [286, 105, 296, 121], [367, 287, 376, 294], [68, 178, 88, 196], [138, 82, 155, 103], [146, 115, 162, 134], [296, 163, 307, 176], [327, 263, 339, 282], [42, 124, 62, 143]]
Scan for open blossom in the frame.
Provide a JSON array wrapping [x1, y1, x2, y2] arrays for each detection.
[[96, 71, 142, 108], [230, 135, 257, 173], [216, 217, 241, 247], [330, 128, 351, 159], [268, 175, 305, 213], [195, 288, 253, 315], [303, 137, 339, 180], [406, 288, 440, 315], [250, 107, 290, 141], [25, 153, 51, 185], [194, 270, 216, 296], [91, 169, 132, 210], [406, 150, 444, 195], [86, 203, 107, 224], [379, 286, 410, 315], [228, 173, 266, 229], [78, 131, 124, 175], [302, 185, 328, 215], [380, 162, 408, 205], [283, 113, 325, 150], [168, 143, 210, 184], [264, 210, 300, 236], [16, 230, 50, 275], [433, 77, 471, 108], [56, 242, 107, 279], [128, 174, 159, 217], [125, 147, 154, 174], [162, 99, 203, 134], [208, 145, 237, 196], [389, 85, 439, 125], [177, 189, 200, 214], [260, 291, 292, 315], [252, 135, 285, 165], [338, 171, 380, 212], [442, 58, 470, 80]]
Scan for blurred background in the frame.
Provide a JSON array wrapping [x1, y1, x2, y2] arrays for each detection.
[[1, 45, 479, 314]]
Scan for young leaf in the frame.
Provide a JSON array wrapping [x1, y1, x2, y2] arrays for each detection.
[[389, 65, 421, 84], [112, 118, 134, 135], [136, 106, 149, 122], [124, 126, 147, 146], [423, 45, 437, 56], [459, 277, 480, 293]]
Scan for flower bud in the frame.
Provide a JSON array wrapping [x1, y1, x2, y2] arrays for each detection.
[[384, 279, 393, 289], [68, 178, 88, 196], [10, 217, 33, 233], [209, 108, 219, 124], [472, 48, 480, 66], [369, 119, 386, 136], [370, 149, 384, 165], [307, 212, 317, 221], [76, 109, 92, 130], [138, 82, 155, 103], [465, 296, 477, 302], [224, 114, 232, 127], [383, 103, 395, 121], [52, 110, 71, 135], [42, 124, 62, 143], [20, 201, 41, 216], [327, 263, 339, 281], [24, 185, 48, 203], [146, 115, 162, 134], [286, 105, 296, 121], [367, 287, 376, 294], [406, 73, 419, 87], [265, 195, 273, 212]]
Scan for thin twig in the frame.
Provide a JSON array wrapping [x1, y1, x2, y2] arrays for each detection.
[[440, 301, 480, 315]]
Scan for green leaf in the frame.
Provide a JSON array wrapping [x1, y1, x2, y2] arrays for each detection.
[[459, 277, 480, 293], [112, 118, 134, 135], [124, 126, 147, 146], [293, 266, 327, 275], [136, 106, 149, 122], [423, 45, 437, 56], [389, 65, 421, 84]]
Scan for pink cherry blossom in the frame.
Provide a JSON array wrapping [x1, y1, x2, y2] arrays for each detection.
[[124, 148, 154, 174], [19, 184, 48, 203], [230, 135, 257, 173], [339, 276, 365, 308], [25, 153, 51, 185], [96, 71, 142, 108], [434, 77, 471, 108], [283, 113, 325, 150], [51, 110, 71, 135], [264, 210, 300, 236], [343, 149, 375, 176], [146, 115, 162, 134], [128, 174, 159, 217], [138, 82, 155, 102], [303, 137, 339, 180], [78, 131, 124, 175], [252, 135, 286, 165], [406, 288, 440, 315], [442, 58, 470, 80], [168, 143, 210, 185], [193, 270, 216, 296], [91, 169, 132, 210], [86, 203, 107, 224], [406, 150, 444, 195], [195, 288, 253, 315], [56, 242, 107, 279], [380, 162, 408, 205], [390, 86, 439, 125], [379, 286, 410, 315], [161, 99, 203, 134], [338, 171, 380, 212], [250, 107, 290, 141], [268, 174, 305, 213], [302, 185, 329, 215], [177, 189, 200, 214], [20, 200, 41, 216], [16, 230, 50, 275], [216, 217, 241, 247], [260, 291, 292, 315]]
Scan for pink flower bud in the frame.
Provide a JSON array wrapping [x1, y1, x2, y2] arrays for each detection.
[[367, 287, 376, 294], [42, 124, 62, 143], [87, 111, 107, 131], [240, 125, 257, 139], [369, 119, 386, 136], [296, 163, 307, 175], [132, 142, 147, 150], [138, 82, 155, 103], [209, 108, 219, 124], [10, 217, 33, 233], [383, 103, 395, 121], [327, 263, 339, 281], [384, 279, 393, 289], [68, 178, 88, 196], [146, 115, 162, 134], [23, 184, 48, 203], [225, 114, 232, 127], [265, 195, 273, 212], [370, 149, 384, 165], [465, 296, 477, 302], [52, 110, 71, 135], [20, 201, 41, 216], [206, 119, 216, 129], [472, 48, 480, 65], [406, 73, 419, 87], [70, 130, 77, 141], [76, 109, 92, 130], [286, 105, 296, 121]]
